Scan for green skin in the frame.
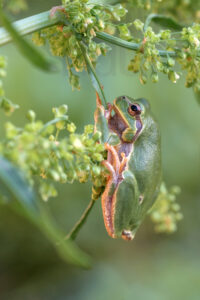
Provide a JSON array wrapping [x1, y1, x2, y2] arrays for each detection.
[[95, 95, 161, 240]]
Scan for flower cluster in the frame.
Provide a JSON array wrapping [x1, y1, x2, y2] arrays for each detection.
[[32, 0, 127, 90], [127, 21, 200, 91], [0, 104, 106, 201], [178, 24, 200, 92], [150, 183, 183, 233], [128, 22, 180, 84]]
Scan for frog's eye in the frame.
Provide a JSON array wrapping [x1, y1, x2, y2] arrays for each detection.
[[130, 104, 138, 111], [128, 103, 141, 116]]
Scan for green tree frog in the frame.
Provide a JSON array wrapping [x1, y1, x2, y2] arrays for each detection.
[[94, 93, 161, 240]]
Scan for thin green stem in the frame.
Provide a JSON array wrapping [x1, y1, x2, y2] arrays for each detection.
[[96, 32, 177, 57], [79, 41, 107, 107], [66, 199, 95, 240], [39, 116, 69, 134], [0, 9, 177, 57]]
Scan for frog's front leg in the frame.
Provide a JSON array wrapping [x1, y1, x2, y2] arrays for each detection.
[[94, 92, 113, 143]]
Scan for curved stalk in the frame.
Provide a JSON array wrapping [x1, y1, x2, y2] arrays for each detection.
[[96, 32, 176, 57]]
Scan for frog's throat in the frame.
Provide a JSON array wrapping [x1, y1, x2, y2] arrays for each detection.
[[113, 99, 130, 128], [110, 99, 143, 143], [101, 143, 133, 240]]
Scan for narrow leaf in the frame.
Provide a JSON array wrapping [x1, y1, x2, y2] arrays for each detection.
[[0, 157, 37, 211], [0, 8, 58, 72], [0, 157, 91, 268], [144, 14, 184, 31]]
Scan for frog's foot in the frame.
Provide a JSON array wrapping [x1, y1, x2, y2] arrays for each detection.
[[105, 103, 113, 119], [104, 143, 120, 178], [95, 92, 113, 119], [104, 144, 128, 178], [121, 230, 134, 241], [102, 160, 117, 183], [50, 6, 65, 18]]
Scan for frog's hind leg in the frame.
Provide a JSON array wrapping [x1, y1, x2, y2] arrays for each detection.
[[119, 152, 129, 175], [101, 145, 130, 239], [101, 144, 120, 238], [104, 143, 121, 177]]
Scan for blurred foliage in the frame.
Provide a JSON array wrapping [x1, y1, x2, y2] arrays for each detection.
[[0, 40, 199, 300], [0, 103, 105, 201], [0, 0, 185, 250], [0, 156, 92, 269], [0, 0, 200, 298], [149, 182, 183, 233], [129, 0, 200, 23], [0, 97, 19, 115], [3, 0, 28, 14]]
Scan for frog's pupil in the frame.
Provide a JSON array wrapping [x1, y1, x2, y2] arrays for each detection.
[[131, 105, 138, 111]]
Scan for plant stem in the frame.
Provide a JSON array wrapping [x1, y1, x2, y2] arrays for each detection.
[[0, 9, 177, 57], [0, 10, 59, 46], [96, 32, 176, 57], [66, 199, 95, 241]]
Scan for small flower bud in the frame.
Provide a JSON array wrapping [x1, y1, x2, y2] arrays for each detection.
[[26, 110, 36, 122], [67, 122, 76, 133]]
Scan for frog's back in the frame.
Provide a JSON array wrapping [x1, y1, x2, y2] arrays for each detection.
[[128, 114, 161, 222]]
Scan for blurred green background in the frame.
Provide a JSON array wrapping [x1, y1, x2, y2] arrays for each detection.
[[0, 1, 200, 299]]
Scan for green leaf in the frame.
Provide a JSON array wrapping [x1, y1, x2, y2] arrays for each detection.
[[144, 14, 184, 31], [0, 8, 58, 72], [0, 157, 92, 268], [79, 41, 107, 108], [0, 157, 37, 211]]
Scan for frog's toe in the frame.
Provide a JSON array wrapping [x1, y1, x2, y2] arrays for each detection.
[[121, 230, 134, 241]]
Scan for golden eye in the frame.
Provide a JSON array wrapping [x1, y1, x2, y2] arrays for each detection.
[[128, 103, 141, 116]]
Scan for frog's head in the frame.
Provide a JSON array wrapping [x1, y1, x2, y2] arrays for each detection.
[[113, 95, 150, 142], [113, 96, 150, 124]]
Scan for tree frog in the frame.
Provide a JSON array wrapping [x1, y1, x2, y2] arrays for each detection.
[[94, 93, 161, 240]]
